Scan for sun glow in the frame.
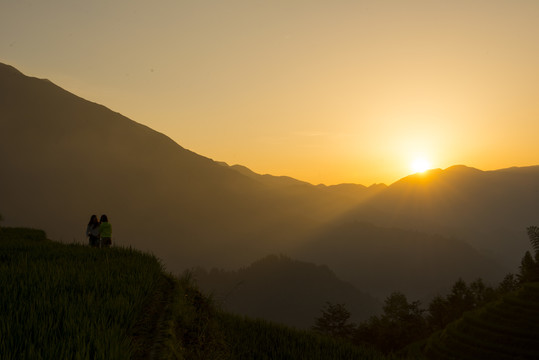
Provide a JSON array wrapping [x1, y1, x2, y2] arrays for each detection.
[[410, 158, 432, 174]]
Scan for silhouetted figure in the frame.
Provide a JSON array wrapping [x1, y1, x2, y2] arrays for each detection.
[[86, 215, 100, 247], [99, 214, 112, 248]]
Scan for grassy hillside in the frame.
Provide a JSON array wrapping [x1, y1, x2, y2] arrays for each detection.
[[0, 227, 168, 359], [217, 313, 393, 360], [423, 282, 539, 359], [6, 226, 537, 359], [0, 227, 389, 359]]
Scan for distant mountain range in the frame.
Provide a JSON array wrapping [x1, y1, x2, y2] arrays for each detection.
[[293, 221, 506, 300], [1, 62, 537, 313], [348, 165, 539, 270]]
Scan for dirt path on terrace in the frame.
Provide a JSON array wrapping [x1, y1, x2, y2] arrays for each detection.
[[130, 274, 178, 360]]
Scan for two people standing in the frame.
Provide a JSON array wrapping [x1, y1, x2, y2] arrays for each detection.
[[86, 214, 113, 248]]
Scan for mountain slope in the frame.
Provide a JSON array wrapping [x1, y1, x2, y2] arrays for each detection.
[[0, 63, 268, 268], [194, 254, 381, 328], [339, 165, 539, 269], [1, 62, 535, 304], [0, 62, 371, 270], [1, 62, 396, 271], [221, 162, 386, 205], [294, 221, 506, 300]]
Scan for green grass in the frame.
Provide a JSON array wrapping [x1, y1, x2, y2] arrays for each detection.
[[0, 227, 393, 359], [217, 313, 393, 360], [0, 227, 163, 359]]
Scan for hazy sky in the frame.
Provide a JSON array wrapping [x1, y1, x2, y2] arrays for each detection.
[[2, 0, 539, 185]]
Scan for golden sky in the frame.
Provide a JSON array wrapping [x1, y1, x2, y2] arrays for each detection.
[[2, 1, 539, 185]]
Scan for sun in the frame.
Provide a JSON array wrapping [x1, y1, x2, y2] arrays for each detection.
[[410, 158, 431, 174]]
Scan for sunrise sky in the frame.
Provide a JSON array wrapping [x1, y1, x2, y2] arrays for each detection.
[[2, 1, 539, 185]]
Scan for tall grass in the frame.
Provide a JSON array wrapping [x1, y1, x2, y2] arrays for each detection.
[[0, 228, 404, 359], [0, 228, 163, 360], [217, 312, 393, 360]]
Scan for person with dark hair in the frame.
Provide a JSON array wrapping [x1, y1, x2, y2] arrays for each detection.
[[86, 215, 100, 247], [99, 214, 112, 248]]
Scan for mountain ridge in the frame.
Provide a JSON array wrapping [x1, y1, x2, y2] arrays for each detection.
[[1, 62, 535, 304], [0, 62, 385, 270]]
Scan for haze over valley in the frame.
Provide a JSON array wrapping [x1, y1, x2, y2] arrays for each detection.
[[2, 63, 538, 328], [3, 2, 539, 357]]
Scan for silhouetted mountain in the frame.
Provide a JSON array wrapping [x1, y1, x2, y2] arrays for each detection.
[[0, 62, 380, 271], [1, 62, 536, 308], [341, 165, 539, 269], [220, 162, 386, 198], [193, 254, 381, 328], [0, 63, 255, 267], [218, 162, 312, 188], [293, 222, 506, 299]]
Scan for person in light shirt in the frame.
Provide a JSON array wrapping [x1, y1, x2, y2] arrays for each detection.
[[99, 214, 112, 248]]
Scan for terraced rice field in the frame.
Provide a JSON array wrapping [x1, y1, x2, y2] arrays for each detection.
[[425, 282, 539, 359]]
